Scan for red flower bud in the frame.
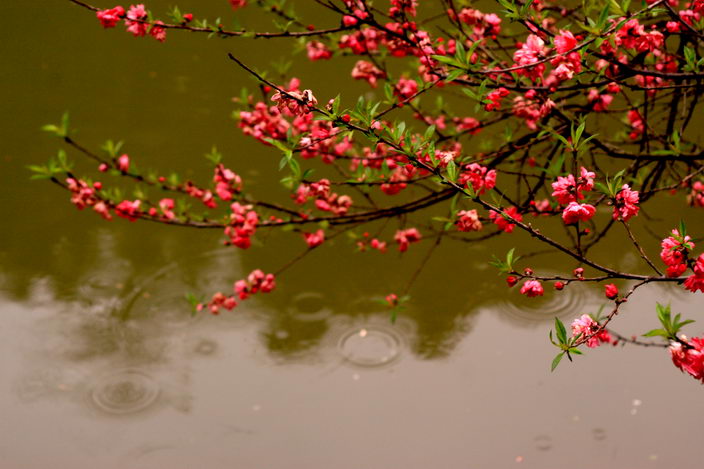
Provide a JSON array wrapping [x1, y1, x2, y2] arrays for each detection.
[[604, 283, 619, 300]]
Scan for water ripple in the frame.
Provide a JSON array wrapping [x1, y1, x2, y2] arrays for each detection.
[[88, 368, 161, 415]]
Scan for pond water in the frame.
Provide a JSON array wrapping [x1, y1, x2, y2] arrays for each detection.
[[1, 1, 703, 468]]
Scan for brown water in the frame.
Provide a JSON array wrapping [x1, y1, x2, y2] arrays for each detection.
[[1, 2, 703, 468]]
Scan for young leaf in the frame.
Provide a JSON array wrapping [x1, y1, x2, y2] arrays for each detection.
[[551, 352, 564, 372], [555, 317, 568, 345]]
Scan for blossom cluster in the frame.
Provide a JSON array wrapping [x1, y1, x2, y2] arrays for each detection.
[[670, 337, 704, 383], [96, 4, 169, 42], [224, 203, 259, 249], [571, 314, 614, 348], [198, 269, 275, 315]]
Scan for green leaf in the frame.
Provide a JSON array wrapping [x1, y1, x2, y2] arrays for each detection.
[[204, 146, 223, 164], [607, 0, 625, 15], [506, 248, 518, 269], [551, 352, 564, 372], [60, 111, 70, 136], [555, 317, 567, 345], [446, 160, 459, 183], [455, 40, 466, 65], [677, 219, 687, 238], [444, 69, 465, 83]]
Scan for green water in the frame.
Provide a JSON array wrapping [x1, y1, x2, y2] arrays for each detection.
[[1, 1, 703, 468]]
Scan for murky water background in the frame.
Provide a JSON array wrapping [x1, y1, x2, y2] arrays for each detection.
[[2, 1, 704, 468]]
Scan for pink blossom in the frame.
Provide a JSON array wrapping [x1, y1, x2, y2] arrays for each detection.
[[670, 337, 704, 382], [213, 164, 242, 201], [224, 202, 258, 248], [455, 209, 483, 232], [455, 8, 501, 38], [613, 184, 639, 221], [394, 78, 419, 101], [512, 95, 554, 129], [338, 28, 381, 55], [389, 0, 418, 17], [250, 270, 276, 293], [454, 117, 481, 134], [343, 15, 359, 27], [513, 35, 548, 81], [235, 269, 276, 299], [394, 228, 421, 252], [684, 255, 704, 293], [149, 21, 166, 42], [315, 193, 352, 215], [484, 87, 509, 111], [115, 199, 141, 221], [380, 168, 408, 195], [271, 89, 318, 116], [229, 0, 247, 9], [238, 102, 291, 143], [628, 110, 644, 140], [579, 167, 595, 192], [306, 41, 332, 61], [530, 198, 552, 216], [303, 229, 325, 248], [520, 279, 544, 297], [200, 292, 238, 315], [96, 6, 125, 28], [571, 314, 612, 348], [158, 198, 175, 220], [458, 163, 496, 195], [552, 63, 575, 82], [66, 178, 97, 210], [351, 60, 386, 87], [385, 293, 399, 306], [554, 30, 577, 54], [687, 181, 704, 207], [604, 283, 619, 299], [125, 4, 148, 37], [561, 202, 596, 225], [615, 19, 664, 54], [92, 201, 112, 220], [551, 167, 595, 205], [117, 154, 130, 172], [184, 182, 217, 208], [489, 206, 522, 233], [660, 229, 694, 274], [294, 179, 330, 204], [370, 238, 387, 252], [588, 89, 613, 112]]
